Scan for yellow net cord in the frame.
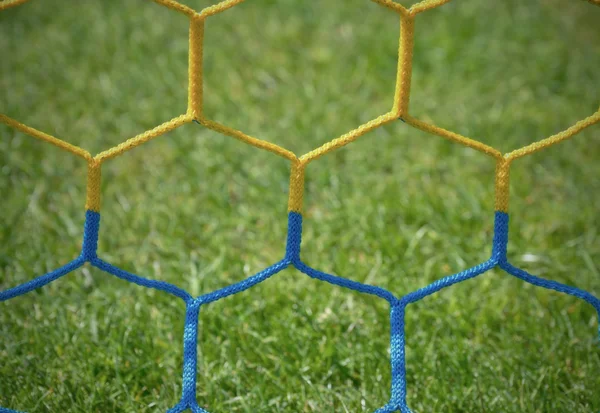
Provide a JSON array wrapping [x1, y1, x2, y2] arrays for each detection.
[[1, 0, 597, 214]]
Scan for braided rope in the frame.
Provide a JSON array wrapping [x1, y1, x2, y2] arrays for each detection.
[[1, 0, 599, 412]]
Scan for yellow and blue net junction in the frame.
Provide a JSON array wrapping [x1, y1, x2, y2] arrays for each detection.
[[1, 0, 600, 412]]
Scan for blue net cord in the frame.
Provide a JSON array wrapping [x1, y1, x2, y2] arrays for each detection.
[[92, 258, 192, 302], [383, 212, 600, 413], [0, 407, 26, 413], [165, 211, 394, 412], [0, 258, 84, 302], [1, 211, 599, 412], [167, 299, 208, 413], [287, 212, 398, 304], [498, 263, 600, 337]]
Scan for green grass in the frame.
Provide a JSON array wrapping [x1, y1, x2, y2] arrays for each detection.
[[1, 0, 599, 412]]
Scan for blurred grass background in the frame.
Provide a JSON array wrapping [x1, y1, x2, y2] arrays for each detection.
[[1, 0, 599, 412]]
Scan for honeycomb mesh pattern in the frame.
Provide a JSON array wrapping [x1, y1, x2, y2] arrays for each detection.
[[1, 0, 599, 412]]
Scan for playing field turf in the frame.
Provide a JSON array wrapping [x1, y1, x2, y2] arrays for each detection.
[[1, 0, 599, 412]]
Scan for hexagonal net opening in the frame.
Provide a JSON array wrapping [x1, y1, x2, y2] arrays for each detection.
[[408, 0, 600, 151], [0, 0, 190, 154], [201, 0, 400, 154]]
